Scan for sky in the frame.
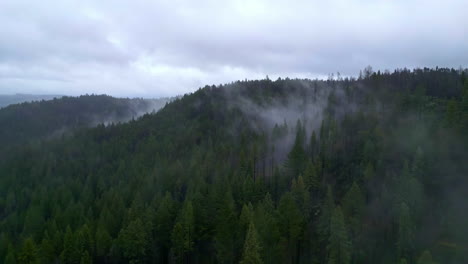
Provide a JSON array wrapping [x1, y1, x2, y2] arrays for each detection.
[[0, 0, 467, 98]]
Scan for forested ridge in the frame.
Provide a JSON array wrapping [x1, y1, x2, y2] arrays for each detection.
[[0, 95, 170, 155], [0, 67, 467, 264]]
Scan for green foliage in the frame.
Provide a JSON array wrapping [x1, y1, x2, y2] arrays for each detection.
[[417, 250, 436, 264], [118, 218, 149, 264], [5, 244, 17, 264], [0, 68, 467, 263], [170, 200, 194, 263], [240, 221, 263, 264], [214, 190, 237, 264], [285, 120, 307, 177], [397, 203, 414, 260], [18, 238, 38, 264], [327, 206, 351, 264], [318, 186, 335, 245]]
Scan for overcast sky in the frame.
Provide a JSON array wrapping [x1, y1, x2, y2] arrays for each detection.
[[0, 0, 467, 97]]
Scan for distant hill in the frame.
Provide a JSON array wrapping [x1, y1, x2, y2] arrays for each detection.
[[0, 94, 171, 151], [0, 94, 63, 108]]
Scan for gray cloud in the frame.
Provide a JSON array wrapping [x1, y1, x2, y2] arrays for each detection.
[[0, 0, 467, 97]]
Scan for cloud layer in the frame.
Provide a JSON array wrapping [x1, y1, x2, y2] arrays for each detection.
[[1, 0, 467, 97]]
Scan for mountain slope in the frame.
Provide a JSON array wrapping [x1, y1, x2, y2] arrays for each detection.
[[0, 68, 467, 264], [0, 94, 170, 152], [0, 94, 63, 109]]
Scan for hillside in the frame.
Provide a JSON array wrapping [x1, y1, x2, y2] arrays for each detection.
[[0, 68, 467, 264], [0, 94, 63, 109], [0, 95, 170, 153]]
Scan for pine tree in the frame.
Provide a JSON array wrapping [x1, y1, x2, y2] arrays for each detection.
[[309, 130, 318, 158], [18, 238, 38, 264], [342, 182, 364, 243], [285, 120, 307, 177], [318, 186, 334, 245], [4, 244, 17, 264], [61, 226, 80, 264], [291, 175, 311, 217], [397, 202, 414, 260], [417, 250, 436, 264], [278, 192, 304, 263], [303, 161, 319, 194], [399, 258, 408, 264], [214, 190, 237, 264], [39, 231, 55, 264], [154, 192, 176, 261], [240, 221, 263, 264], [171, 200, 194, 264], [255, 193, 280, 264], [240, 203, 255, 242], [327, 206, 351, 264], [118, 218, 149, 264], [95, 227, 112, 258], [80, 251, 92, 264]]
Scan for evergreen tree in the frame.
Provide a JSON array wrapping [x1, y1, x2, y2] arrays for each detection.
[[118, 218, 149, 264], [303, 161, 319, 194], [95, 227, 112, 258], [285, 120, 307, 177], [171, 200, 194, 263], [214, 190, 237, 264], [278, 192, 304, 263], [397, 202, 414, 260], [291, 175, 311, 217], [318, 186, 335, 246], [18, 238, 38, 264], [417, 250, 436, 264], [240, 221, 263, 264], [80, 251, 92, 264], [327, 206, 351, 264], [240, 203, 255, 242], [3, 245, 16, 264], [154, 192, 176, 262], [61, 226, 80, 264], [309, 130, 318, 158], [342, 182, 364, 242], [4, 244, 17, 264], [39, 232, 55, 264], [399, 258, 408, 264], [255, 193, 280, 264]]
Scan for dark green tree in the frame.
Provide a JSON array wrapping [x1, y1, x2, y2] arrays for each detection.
[[18, 238, 38, 264], [4, 244, 17, 264], [327, 206, 351, 264], [397, 202, 414, 260], [285, 120, 307, 177], [61, 227, 80, 264], [118, 218, 149, 264], [171, 200, 194, 263], [240, 221, 263, 264], [278, 192, 304, 264], [417, 250, 436, 264]]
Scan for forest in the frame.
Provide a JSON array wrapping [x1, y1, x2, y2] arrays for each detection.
[[0, 67, 467, 264]]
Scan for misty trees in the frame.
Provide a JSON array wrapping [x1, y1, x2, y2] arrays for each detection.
[[0, 68, 467, 264], [285, 120, 307, 178]]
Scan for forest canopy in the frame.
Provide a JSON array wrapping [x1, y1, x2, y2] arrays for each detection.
[[0, 67, 467, 264]]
